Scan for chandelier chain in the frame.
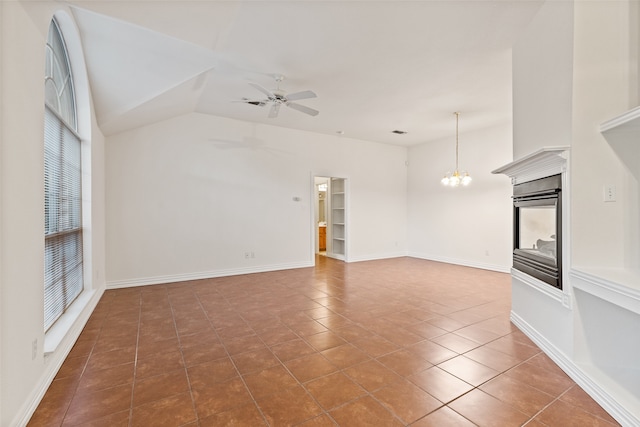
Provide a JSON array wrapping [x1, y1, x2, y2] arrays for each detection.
[[440, 111, 471, 187], [455, 111, 460, 171]]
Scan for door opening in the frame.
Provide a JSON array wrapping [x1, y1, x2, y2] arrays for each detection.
[[315, 177, 328, 256], [314, 176, 346, 261]]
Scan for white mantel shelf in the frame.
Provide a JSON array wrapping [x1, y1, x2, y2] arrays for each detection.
[[492, 146, 570, 185]]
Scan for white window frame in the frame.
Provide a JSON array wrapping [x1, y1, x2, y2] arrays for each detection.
[[44, 18, 84, 332]]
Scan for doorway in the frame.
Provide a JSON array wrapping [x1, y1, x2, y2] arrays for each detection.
[[314, 176, 346, 260]]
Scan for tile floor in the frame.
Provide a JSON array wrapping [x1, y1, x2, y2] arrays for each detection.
[[28, 257, 620, 426]]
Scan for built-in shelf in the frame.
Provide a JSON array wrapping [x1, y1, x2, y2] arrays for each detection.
[[600, 105, 640, 133], [329, 178, 346, 260], [571, 268, 640, 316], [570, 267, 640, 426], [600, 106, 640, 179]]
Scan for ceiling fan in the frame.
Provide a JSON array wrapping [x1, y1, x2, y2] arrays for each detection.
[[240, 74, 319, 118]]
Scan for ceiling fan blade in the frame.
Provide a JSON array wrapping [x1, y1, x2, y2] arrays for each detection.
[[234, 98, 267, 106], [287, 102, 319, 117], [268, 103, 280, 118], [249, 82, 275, 99], [285, 90, 317, 101]]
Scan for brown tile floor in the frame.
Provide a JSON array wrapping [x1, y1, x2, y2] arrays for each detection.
[[28, 257, 621, 426]]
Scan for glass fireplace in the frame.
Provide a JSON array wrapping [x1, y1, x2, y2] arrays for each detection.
[[513, 174, 562, 289]]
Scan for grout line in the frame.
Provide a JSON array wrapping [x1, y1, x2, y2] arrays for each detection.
[[165, 287, 201, 426], [126, 291, 143, 427], [522, 388, 569, 426], [194, 286, 272, 426], [58, 296, 115, 425]]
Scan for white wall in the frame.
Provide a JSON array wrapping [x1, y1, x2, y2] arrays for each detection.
[[407, 122, 513, 272], [510, 0, 576, 355], [0, 3, 5, 423], [0, 3, 107, 426], [105, 113, 408, 286], [571, 0, 639, 270], [569, 4, 640, 421], [512, 0, 574, 160]]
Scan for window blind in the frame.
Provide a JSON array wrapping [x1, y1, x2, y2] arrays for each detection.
[[44, 106, 83, 331]]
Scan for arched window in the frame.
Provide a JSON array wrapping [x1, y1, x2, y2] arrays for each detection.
[[44, 18, 83, 331]]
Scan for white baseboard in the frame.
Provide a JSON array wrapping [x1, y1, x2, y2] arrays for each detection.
[[106, 254, 510, 290], [346, 251, 408, 263], [14, 287, 104, 427], [106, 261, 314, 289], [407, 252, 511, 273], [511, 311, 639, 427]]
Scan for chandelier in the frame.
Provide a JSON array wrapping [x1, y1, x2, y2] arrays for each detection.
[[441, 112, 472, 187]]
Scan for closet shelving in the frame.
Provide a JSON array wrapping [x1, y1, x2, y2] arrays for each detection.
[[330, 178, 346, 260]]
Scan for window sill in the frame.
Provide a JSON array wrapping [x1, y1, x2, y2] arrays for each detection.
[[44, 289, 97, 355]]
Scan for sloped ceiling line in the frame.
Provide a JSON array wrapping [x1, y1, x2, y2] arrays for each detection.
[[71, 6, 223, 127]]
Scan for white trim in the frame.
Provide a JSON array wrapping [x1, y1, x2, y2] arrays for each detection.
[[512, 267, 567, 306], [347, 251, 409, 263], [571, 268, 640, 315], [511, 312, 639, 427], [491, 146, 570, 185], [600, 106, 640, 133], [14, 287, 104, 427], [44, 289, 96, 354], [325, 253, 345, 261], [408, 252, 511, 273], [106, 261, 313, 289], [106, 255, 511, 289]]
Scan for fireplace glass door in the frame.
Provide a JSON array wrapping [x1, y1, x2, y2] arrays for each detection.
[[512, 174, 562, 290], [516, 200, 557, 265]]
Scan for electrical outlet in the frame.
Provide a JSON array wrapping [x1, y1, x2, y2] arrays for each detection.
[[32, 339, 38, 360], [604, 185, 616, 202]]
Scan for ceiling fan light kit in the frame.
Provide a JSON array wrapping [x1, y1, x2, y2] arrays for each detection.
[[242, 74, 319, 119], [441, 111, 472, 187]]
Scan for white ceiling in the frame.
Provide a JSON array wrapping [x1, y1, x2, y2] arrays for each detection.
[[68, 1, 544, 146]]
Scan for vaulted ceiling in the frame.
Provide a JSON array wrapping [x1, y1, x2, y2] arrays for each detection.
[[68, 1, 544, 146]]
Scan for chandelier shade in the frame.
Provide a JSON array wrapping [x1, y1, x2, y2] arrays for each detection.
[[441, 112, 472, 187]]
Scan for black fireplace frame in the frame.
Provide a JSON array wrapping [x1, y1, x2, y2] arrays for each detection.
[[513, 174, 562, 290]]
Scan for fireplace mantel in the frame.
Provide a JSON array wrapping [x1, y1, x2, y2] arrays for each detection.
[[493, 147, 570, 306], [492, 146, 570, 185]]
